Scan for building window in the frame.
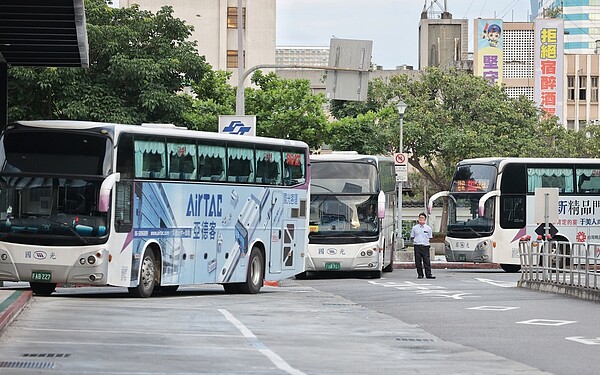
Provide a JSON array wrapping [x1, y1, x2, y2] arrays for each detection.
[[592, 76, 599, 102], [227, 7, 246, 29], [227, 50, 245, 68], [568, 76, 575, 100], [579, 76, 587, 100]]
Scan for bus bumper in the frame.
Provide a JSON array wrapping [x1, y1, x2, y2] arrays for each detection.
[[445, 240, 493, 263]]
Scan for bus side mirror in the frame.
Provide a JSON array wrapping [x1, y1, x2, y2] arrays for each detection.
[[98, 173, 121, 213], [377, 191, 385, 219]]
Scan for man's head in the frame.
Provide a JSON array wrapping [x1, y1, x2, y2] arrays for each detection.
[[418, 213, 427, 224]]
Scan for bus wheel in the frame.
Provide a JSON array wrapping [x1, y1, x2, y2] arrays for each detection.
[[129, 250, 157, 298], [239, 247, 264, 294], [500, 264, 521, 273], [30, 282, 56, 296]]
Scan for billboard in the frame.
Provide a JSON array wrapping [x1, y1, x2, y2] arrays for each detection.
[[476, 19, 503, 86], [534, 19, 564, 123]]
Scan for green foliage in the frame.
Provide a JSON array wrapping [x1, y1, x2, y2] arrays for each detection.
[[8, 0, 215, 125], [245, 71, 329, 149]]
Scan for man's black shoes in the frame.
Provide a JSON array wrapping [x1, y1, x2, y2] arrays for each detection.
[[417, 276, 424, 279], [426, 276, 436, 279]]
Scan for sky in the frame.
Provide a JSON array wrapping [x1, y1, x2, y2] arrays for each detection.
[[276, 0, 533, 69]]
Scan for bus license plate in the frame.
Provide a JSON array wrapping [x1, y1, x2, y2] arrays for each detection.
[[325, 262, 340, 270], [31, 271, 52, 282]]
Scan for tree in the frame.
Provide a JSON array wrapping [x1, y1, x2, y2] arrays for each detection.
[[8, 0, 215, 125], [244, 71, 329, 149]]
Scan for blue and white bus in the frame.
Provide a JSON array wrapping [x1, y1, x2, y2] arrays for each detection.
[[303, 153, 396, 278], [0, 121, 309, 296]]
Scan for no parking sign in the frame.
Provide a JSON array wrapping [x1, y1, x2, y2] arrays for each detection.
[[394, 153, 408, 182]]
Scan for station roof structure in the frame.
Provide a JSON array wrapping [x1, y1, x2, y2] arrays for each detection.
[[0, 0, 89, 67]]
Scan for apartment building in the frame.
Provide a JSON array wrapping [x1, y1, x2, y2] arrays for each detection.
[[122, 0, 276, 85], [275, 46, 329, 67]]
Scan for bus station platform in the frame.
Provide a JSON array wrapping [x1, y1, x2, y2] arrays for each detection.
[[0, 282, 32, 333]]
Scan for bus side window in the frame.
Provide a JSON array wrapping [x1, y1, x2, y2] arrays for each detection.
[[283, 150, 305, 186], [256, 149, 282, 185], [135, 138, 166, 179], [167, 141, 197, 180], [116, 134, 134, 179], [227, 146, 254, 183], [500, 196, 525, 229], [198, 144, 226, 181], [115, 181, 133, 233]]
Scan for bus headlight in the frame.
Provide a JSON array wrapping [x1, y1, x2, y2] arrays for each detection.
[[87, 255, 96, 265], [366, 249, 373, 256]]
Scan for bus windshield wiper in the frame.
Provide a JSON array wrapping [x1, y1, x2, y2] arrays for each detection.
[[40, 216, 89, 244]]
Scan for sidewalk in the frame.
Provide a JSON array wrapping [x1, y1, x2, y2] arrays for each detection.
[[0, 282, 32, 333]]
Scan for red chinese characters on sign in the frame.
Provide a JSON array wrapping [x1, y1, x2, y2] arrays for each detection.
[[538, 27, 558, 117], [454, 179, 490, 192]]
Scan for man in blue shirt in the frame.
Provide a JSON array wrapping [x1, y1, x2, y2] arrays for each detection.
[[410, 212, 436, 279]]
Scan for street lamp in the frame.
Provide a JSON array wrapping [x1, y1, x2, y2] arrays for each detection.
[[396, 100, 407, 250]]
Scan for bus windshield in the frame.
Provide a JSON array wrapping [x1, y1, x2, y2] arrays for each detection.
[[447, 193, 494, 237], [309, 195, 379, 237], [450, 164, 497, 193], [0, 130, 111, 245], [311, 161, 378, 194]]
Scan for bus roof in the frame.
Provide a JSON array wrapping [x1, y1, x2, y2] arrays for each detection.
[[11, 120, 309, 150], [458, 157, 600, 167], [310, 153, 392, 164]]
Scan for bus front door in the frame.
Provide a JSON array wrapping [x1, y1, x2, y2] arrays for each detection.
[[269, 191, 284, 274]]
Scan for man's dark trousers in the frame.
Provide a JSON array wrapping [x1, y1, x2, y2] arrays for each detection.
[[414, 244, 433, 278]]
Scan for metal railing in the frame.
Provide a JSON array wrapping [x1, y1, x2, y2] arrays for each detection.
[[518, 240, 600, 300]]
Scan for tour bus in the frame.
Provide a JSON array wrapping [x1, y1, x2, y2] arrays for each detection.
[[303, 153, 396, 278], [428, 157, 600, 272], [0, 120, 309, 296]]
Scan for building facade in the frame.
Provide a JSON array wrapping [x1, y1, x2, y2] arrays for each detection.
[[417, 7, 468, 70], [536, 0, 600, 54], [122, 0, 276, 85], [275, 46, 329, 67]]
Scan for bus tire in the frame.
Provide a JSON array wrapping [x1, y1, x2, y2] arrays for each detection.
[[30, 282, 56, 296], [500, 264, 520, 273], [129, 250, 157, 298], [239, 247, 264, 294]]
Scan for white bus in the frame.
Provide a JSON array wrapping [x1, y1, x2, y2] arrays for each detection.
[[303, 154, 396, 278], [0, 120, 309, 296], [429, 157, 600, 272]]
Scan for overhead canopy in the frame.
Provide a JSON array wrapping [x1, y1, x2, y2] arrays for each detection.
[[0, 0, 89, 67]]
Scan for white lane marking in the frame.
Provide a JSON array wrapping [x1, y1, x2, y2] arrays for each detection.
[[467, 306, 520, 311], [517, 319, 577, 326], [218, 308, 306, 375], [566, 336, 600, 345], [476, 278, 516, 288], [368, 280, 477, 299]]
